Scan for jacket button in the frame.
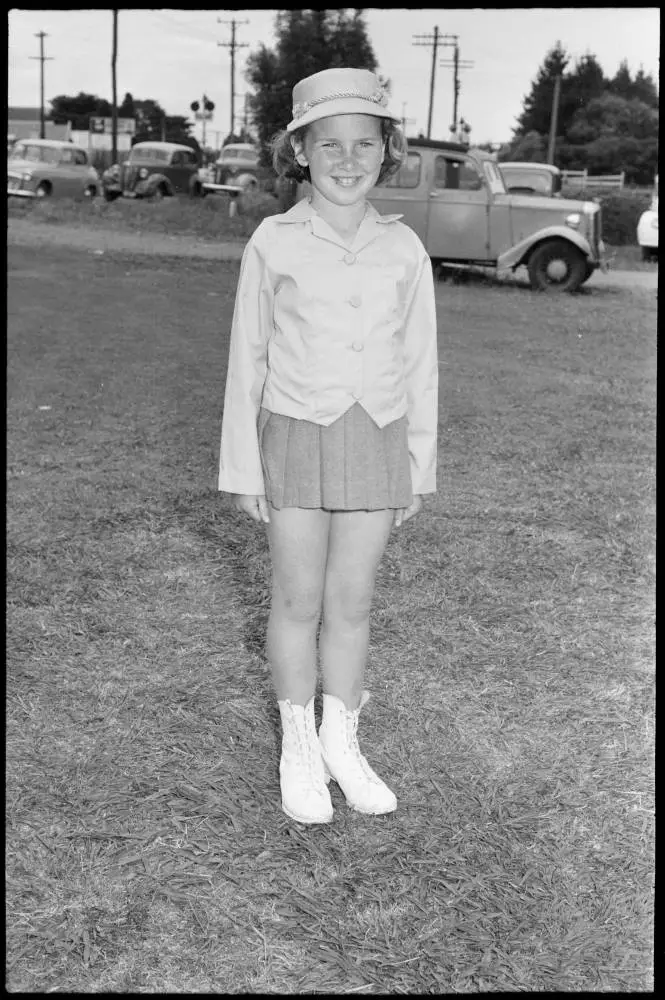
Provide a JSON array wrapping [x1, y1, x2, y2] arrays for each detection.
[[351, 341, 364, 352], [343, 252, 356, 265], [348, 295, 361, 308]]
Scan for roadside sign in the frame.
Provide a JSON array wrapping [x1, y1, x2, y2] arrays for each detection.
[[194, 111, 214, 121], [89, 117, 136, 134]]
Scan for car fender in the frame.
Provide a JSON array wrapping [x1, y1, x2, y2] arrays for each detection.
[[498, 225, 592, 271], [234, 172, 258, 190], [139, 173, 174, 196]]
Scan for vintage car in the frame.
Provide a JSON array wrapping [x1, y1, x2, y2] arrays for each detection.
[[102, 141, 204, 201], [636, 175, 658, 261], [7, 139, 100, 199], [212, 142, 260, 189], [498, 161, 562, 197], [295, 139, 606, 292]]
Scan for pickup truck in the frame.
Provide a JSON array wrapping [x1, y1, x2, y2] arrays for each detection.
[[297, 139, 607, 292]]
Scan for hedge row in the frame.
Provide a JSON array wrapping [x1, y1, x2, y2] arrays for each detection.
[[562, 187, 654, 245]]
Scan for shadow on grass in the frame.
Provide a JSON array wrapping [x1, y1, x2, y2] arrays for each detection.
[[168, 488, 271, 664]]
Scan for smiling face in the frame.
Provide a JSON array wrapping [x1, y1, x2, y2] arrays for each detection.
[[293, 113, 385, 212]]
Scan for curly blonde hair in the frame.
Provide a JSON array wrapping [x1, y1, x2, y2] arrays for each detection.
[[270, 119, 408, 186]]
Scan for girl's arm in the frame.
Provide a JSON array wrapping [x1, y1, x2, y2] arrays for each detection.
[[401, 244, 439, 496], [218, 227, 274, 496]]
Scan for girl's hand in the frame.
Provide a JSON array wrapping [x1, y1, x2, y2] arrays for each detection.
[[393, 494, 423, 528], [233, 494, 271, 524]]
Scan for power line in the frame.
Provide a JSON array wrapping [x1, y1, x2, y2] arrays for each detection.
[[218, 18, 249, 137], [29, 31, 53, 139], [412, 28, 459, 139], [440, 37, 474, 134]]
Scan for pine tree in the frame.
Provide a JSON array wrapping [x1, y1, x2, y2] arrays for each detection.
[[512, 41, 569, 138]]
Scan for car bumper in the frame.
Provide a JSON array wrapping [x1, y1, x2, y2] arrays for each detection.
[[7, 187, 37, 198]]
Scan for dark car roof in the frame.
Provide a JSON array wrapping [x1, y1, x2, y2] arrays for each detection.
[[131, 141, 194, 153]]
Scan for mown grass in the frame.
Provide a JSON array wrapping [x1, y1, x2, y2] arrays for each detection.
[[6, 239, 655, 992], [7, 191, 658, 270]]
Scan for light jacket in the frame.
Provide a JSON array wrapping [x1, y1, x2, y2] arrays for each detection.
[[218, 198, 438, 496]]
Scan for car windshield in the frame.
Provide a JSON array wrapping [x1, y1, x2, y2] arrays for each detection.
[[502, 169, 553, 194], [10, 144, 62, 163], [129, 147, 171, 164], [484, 161, 506, 195]]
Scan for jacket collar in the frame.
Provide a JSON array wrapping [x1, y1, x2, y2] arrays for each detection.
[[274, 197, 403, 253], [275, 197, 403, 226]]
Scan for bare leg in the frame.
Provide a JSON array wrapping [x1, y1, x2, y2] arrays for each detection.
[[319, 509, 394, 709], [266, 506, 331, 705]]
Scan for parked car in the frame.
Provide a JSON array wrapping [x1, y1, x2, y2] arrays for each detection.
[[637, 175, 658, 261], [296, 139, 607, 292], [498, 161, 562, 198], [213, 143, 260, 189], [7, 139, 100, 199], [101, 141, 204, 201]]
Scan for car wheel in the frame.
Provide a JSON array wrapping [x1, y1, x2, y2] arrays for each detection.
[[580, 263, 595, 284], [151, 186, 165, 201], [35, 183, 51, 198], [103, 190, 120, 202], [641, 246, 656, 262], [527, 239, 587, 293], [84, 185, 97, 198]]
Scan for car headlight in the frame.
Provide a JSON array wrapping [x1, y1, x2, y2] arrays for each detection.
[[138, 167, 149, 179], [652, 217, 659, 230], [22, 172, 33, 181], [565, 212, 581, 229]]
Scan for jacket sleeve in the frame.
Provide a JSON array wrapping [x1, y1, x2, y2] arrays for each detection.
[[402, 239, 438, 495], [218, 225, 274, 494]]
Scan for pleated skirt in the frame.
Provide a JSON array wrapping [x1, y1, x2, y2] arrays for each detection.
[[258, 404, 413, 511]]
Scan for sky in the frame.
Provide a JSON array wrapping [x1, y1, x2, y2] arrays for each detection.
[[8, 7, 661, 148]]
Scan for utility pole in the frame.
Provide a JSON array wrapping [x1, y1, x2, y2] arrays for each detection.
[[218, 18, 249, 137], [440, 37, 473, 136], [111, 10, 118, 163], [412, 25, 441, 139], [30, 31, 53, 139], [547, 74, 561, 165]]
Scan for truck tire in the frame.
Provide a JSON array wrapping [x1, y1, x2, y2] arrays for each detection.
[[527, 239, 587, 293]]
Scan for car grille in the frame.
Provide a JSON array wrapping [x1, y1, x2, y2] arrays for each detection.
[[7, 174, 22, 190], [122, 165, 138, 191]]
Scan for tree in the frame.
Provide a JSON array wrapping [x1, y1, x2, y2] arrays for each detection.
[[499, 129, 547, 162], [557, 52, 607, 137], [563, 93, 658, 184], [119, 92, 135, 117], [49, 91, 112, 129], [246, 8, 379, 166], [630, 66, 659, 108], [512, 41, 569, 137]]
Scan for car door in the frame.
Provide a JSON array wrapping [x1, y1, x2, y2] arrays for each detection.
[[55, 146, 81, 196], [368, 150, 429, 243], [426, 153, 491, 262], [168, 150, 196, 193]]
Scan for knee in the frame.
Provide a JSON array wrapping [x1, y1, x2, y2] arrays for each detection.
[[272, 581, 323, 625], [323, 583, 374, 626]]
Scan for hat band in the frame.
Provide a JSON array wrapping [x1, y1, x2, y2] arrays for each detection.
[[292, 87, 389, 122]]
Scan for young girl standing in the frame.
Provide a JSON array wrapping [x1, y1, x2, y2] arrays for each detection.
[[219, 68, 438, 825]]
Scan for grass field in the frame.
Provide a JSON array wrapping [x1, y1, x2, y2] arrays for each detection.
[[6, 236, 655, 992], [7, 193, 658, 271]]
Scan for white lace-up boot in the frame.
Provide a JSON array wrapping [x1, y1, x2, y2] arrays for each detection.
[[318, 690, 397, 815], [277, 697, 334, 824]]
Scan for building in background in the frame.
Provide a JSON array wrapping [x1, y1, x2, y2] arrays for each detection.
[[8, 106, 70, 143]]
